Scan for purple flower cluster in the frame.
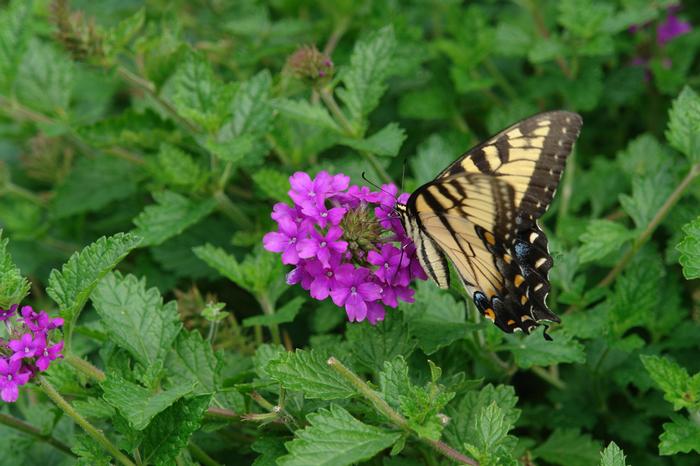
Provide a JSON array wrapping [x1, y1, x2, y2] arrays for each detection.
[[0, 305, 64, 402], [264, 171, 426, 324]]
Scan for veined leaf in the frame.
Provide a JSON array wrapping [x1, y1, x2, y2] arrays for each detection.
[[277, 405, 400, 466], [339, 123, 406, 157], [0, 0, 32, 91], [0, 230, 30, 309], [272, 98, 342, 133], [166, 330, 222, 395], [666, 85, 700, 162], [677, 215, 700, 279], [659, 415, 700, 455], [600, 442, 629, 466], [91, 272, 181, 368], [503, 328, 586, 368], [532, 429, 601, 466], [578, 219, 635, 263], [640, 354, 700, 411], [15, 39, 73, 114]]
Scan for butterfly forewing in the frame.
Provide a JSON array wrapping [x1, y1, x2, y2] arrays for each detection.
[[400, 111, 582, 337]]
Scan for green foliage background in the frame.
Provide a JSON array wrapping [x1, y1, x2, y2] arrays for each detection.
[[0, 0, 700, 465]]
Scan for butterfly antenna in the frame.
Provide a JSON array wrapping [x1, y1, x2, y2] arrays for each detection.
[[400, 157, 407, 193], [362, 172, 397, 200]]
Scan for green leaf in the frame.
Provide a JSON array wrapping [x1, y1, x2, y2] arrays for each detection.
[[47, 233, 141, 330], [465, 402, 512, 455], [379, 356, 411, 411], [152, 144, 205, 190], [619, 171, 674, 229], [252, 436, 288, 466], [73, 397, 116, 420], [401, 281, 472, 354], [132, 191, 217, 247], [666, 85, 700, 162], [277, 405, 401, 466], [346, 314, 416, 374], [398, 86, 455, 120], [558, 0, 614, 38], [140, 394, 212, 466], [166, 330, 222, 394], [221, 69, 273, 138], [266, 349, 356, 400], [677, 216, 700, 279], [272, 98, 343, 133], [600, 442, 629, 466], [104, 8, 145, 56], [640, 354, 700, 411], [52, 156, 139, 219], [532, 429, 601, 466], [252, 168, 290, 201], [410, 134, 460, 186], [15, 39, 73, 114], [398, 363, 455, 441], [194, 244, 285, 302], [91, 272, 182, 368], [578, 220, 635, 263], [102, 373, 194, 430], [243, 296, 304, 327], [0, 230, 30, 309], [340, 123, 406, 157], [659, 415, 700, 455], [337, 26, 397, 131], [170, 51, 229, 132], [0, 0, 32, 91], [503, 328, 586, 368], [77, 109, 174, 149]]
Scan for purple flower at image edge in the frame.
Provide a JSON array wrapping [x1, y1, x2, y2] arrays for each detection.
[[657, 12, 691, 45], [0, 358, 31, 402]]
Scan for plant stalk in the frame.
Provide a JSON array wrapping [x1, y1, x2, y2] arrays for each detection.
[[0, 413, 75, 457]]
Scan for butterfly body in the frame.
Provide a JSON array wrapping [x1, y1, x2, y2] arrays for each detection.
[[396, 111, 582, 337]]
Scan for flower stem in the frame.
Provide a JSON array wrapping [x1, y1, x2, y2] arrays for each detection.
[[38, 376, 135, 466], [530, 366, 567, 390], [205, 407, 238, 421], [65, 353, 106, 382], [0, 413, 75, 457], [258, 293, 281, 346], [327, 357, 479, 466], [598, 163, 700, 288], [213, 191, 251, 227], [188, 442, 221, 466]]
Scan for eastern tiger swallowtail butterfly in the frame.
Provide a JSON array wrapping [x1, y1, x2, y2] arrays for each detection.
[[396, 111, 582, 338]]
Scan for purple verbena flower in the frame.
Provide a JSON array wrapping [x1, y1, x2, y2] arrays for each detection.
[[657, 12, 691, 45], [264, 170, 427, 326], [330, 266, 382, 322], [8, 333, 42, 362], [0, 358, 31, 402], [35, 338, 64, 372], [0, 305, 17, 322]]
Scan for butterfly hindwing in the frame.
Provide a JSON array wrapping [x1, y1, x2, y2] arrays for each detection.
[[398, 111, 582, 337]]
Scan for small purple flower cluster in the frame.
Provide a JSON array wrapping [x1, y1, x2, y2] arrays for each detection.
[[0, 305, 64, 402], [263, 171, 426, 324]]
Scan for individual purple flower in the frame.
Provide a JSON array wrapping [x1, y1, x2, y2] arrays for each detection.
[[368, 244, 409, 286], [0, 358, 31, 402], [263, 217, 307, 265], [366, 301, 386, 325], [330, 266, 382, 322], [657, 12, 691, 45], [305, 258, 341, 300], [23, 310, 63, 334], [0, 304, 17, 322], [297, 226, 348, 267], [379, 283, 415, 308], [8, 333, 42, 362], [301, 203, 346, 228], [35, 338, 64, 372]]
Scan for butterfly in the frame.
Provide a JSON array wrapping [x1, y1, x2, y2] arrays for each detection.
[[396, 111, 582, 338]]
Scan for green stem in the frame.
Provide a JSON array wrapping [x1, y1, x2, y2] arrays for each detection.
[[204, 407, 238, 421], [65, 353, 106, 382], [319, 89, 356, 137], [258, 293, 281, 345], [0, 413, 75, 457], [213, 191, 251, 227], [530, 366, 567, 390], [598, 163, 700, 288], [188, 442, 221, 466], [4, 183, 47, 206], [38, 376, 136, 466], [327, 357, 479, 466]]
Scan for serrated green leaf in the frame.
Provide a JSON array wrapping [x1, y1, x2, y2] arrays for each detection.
[[243, 296, 304, 327], [468, 402, 511, 454], [410, 134, 460, 186], [619, 171, 674, 229], [52, 156, 139, 219], [152, 144, 205, 190], [104, 8, 145, 56], [252, 168, 289, 200], [677, 216, 700, 279], [266, 349, 356, 400], [102, 373, 194, 430], [222, 69, 273, 137], [503, 328, 586, 368], [166, 330, 222, 394], [398, 362, 455, 441], [0, 0, 32, 91], [0, 231, 30, 309], [47, 233, 141, 334], [252, 436, 289, 466], [666, 85, 700, 162], [659, 415, 700, 455], [77, 109, 174, 149], [578, 220, 635, 263], [15, 39, 73, 114], [617, 133, 672, 178], [599, 441, 628, 466], [140, 394, 211, 466], [640, 354, 700, 411], [73, 397, 116, 420], [170, 51, 229, 132], [558, 0, 613, 38], [337, 26, 397, 131], [346, 314, 416, 374], [277, 405, 401, 466], [379, 356, 411, 411], [91, 272, 182, 368], [339, 123, 406, 157], [272, 98, 343, 133], [194, 244, 285, 302], [132, 191, 216, 247], [532, 429, 601, 466]]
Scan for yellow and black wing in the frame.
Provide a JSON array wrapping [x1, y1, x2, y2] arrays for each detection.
[[402, 111, 582, 336]]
